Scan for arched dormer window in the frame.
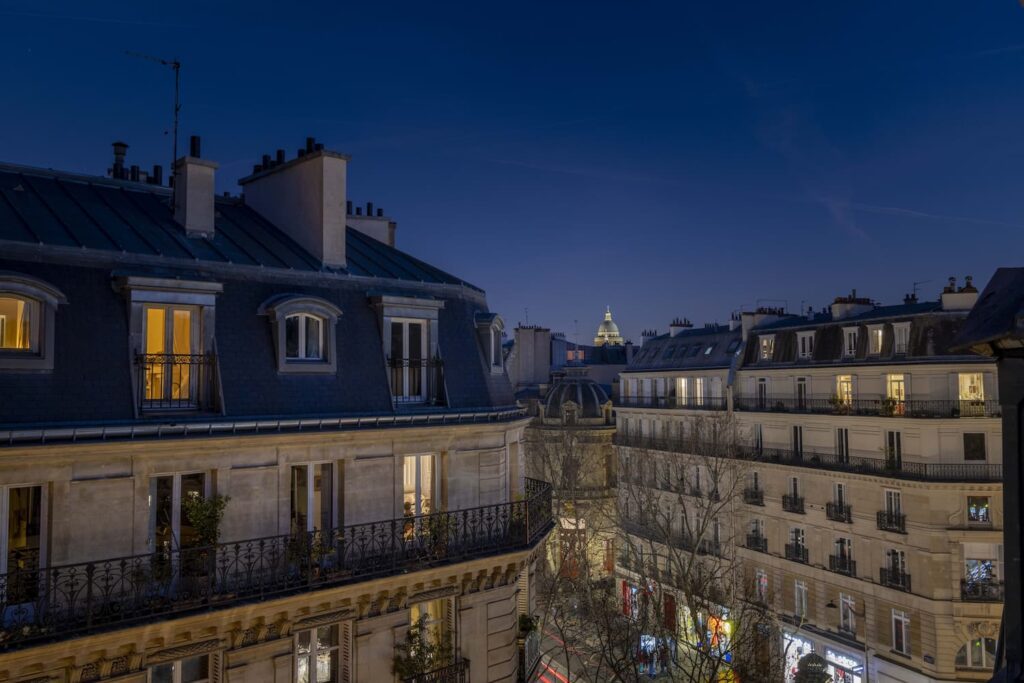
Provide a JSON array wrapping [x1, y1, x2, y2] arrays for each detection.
[[259, 295, 342, 374], [0, 271, 67, 371]]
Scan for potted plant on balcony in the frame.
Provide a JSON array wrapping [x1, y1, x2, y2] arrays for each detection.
[[880, 395, 899, 417], [393, 614, 454, 682]]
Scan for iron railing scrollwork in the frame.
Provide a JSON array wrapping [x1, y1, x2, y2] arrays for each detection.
[[734, 394, 1000, 419], [136, 353, 216, 412], [828, 555, 856, 576], [784, 543, 809, 564], [826, 502, 852, 523], [0, 480, 552, 650], [961, 579, 1004, 602], [879, 567, 912, 592], [387, 357, 446, 406], [877, 511, 907, 533], [403, 658, 469, 683]]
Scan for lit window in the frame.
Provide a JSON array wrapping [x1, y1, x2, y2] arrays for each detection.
[[957, 638, 997, 669], [0, 273, 67, 372], [286, 313, 324, 360], [868, 325, 884, 355], [149, 654, 211, 683], [296, 625, 340, 683], [835, 375, 854, 405], [893, 322, 910, 354], [758, 335, 775, 361], [892, 609, 911, 655], [755, 569, 768, 602], [967, 496, 991, 524], [703, 343, 715, 356], [797, 332, 814, 359], [959, 373, 985, 401]]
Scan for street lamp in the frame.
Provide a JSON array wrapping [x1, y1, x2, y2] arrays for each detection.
[[951, 267, 1024, 683]]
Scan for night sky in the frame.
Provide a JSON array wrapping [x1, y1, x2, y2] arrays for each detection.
[[2, 2, 1023, 343]]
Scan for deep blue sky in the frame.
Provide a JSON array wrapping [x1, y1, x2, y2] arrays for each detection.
[[2, 2, 1023, 343]]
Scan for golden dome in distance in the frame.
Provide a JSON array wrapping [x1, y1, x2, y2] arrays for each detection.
[[594, 306, 624, 346]]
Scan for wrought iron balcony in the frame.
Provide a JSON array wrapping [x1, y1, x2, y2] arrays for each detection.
[[733, 394, 1000, 419], [743, 488, 765, 506], [877, 511, 907, 533], [137, 353, 217, 412], [784, 543, 809, 564], [0, 479, 552, 651], [828, 555, 857, 576], [612, 433, 1003, 483], [826, 502, 853, 523], [388, 357, 446, 406], [615, 396, 728, 411], [746, 534, 768, 553], [879, 567, 912, 592], [782, 494, 805, 514], [961, 579, 1004, 602], [403, 658, 470, 683]]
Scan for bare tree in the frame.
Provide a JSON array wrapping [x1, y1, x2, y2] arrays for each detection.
[[529, 410, 801, 682]]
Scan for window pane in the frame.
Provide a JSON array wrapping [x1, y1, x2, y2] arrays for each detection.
[[172, 309, 192, 355], [146, 307, 166, 355], [316, 650, 339, 683], [152, 476, 174, 553], [0, 296, 34, 350], [313, 464, 333, 531], [305, 316, 322, 359], [298, 630, 312, 654], [180, 473, 206, 548], [150, 663, 174, 683], [316, 625, 338, 648], [181, 654, 209, 682], [297, 655, 310, 683], [286, 315, 300, 359], [291, 465, 309, 534], [408, 323, 423, 360]]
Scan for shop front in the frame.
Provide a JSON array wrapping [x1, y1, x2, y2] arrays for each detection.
[[824, 647, 864, 683]]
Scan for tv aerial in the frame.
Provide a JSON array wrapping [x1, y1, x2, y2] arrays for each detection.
[[125, 51, 181, 186]]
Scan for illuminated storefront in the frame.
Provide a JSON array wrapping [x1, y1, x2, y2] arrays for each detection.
[[783, 632, 814, 683], [824, 647, 863, 683]]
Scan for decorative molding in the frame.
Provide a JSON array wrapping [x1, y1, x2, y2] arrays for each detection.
[[293, 608, 356, 630], [147, 638, 223, 664], [408, 585, 459, 604]]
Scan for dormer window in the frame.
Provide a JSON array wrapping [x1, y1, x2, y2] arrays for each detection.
[[867, 324, 884, 355], [475, 312, 506, 375], [372, 294, 445, 405], [893, 322, 910, 355], [758, 335, 775, 361], [843, 327, 859, 357], [259, 295, 341, 375], [0, 272, 67, 372], [285, 313, 324, 360], [797, 331, 814, 359], [703, 343, 716, 356]]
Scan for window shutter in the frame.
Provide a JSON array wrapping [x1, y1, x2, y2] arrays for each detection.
[[209, 652, 223, 683], [517, 570, 529, 616], [850, 375, 859, 400], [903, 373, 912, 400], [983, 372, 997, 402], [340, 620, 353, 683], [949, 373, 959, 401], [445, 597, 456, 647]]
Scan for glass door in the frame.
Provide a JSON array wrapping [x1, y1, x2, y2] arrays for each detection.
[[3, 486, 44, 604], [143, 305, 200, 408]]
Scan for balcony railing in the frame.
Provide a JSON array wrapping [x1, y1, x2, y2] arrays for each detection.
[[877, 511, 907, 533], [0, 479, 552, 651], [961, 579, 1004, 602], [613, 433, 1003, 483], [746, 534, 768, 553], [403, 658, 470, 683], [388, 357, 446, 406], [826, 502, 853, 523], [743, 488, 765, 506], [879, 567, 912, 592], [784, 543, 809, 564], [137, 353, 216, 412], [616, 396, 728, 411], [734, 395, 1000, 419], [782, 494, 805, 514], [828, 555, 857, 576]]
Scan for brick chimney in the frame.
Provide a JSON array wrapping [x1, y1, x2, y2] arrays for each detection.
[[239, 137, 349, 268], [173, 136, 218, 237]]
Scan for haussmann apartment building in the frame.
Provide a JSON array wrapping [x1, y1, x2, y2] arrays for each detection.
[[0, 137, 552, 683], [615, 283, 1002, 683]]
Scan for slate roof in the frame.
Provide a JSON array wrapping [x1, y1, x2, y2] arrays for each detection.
[[624, 325, 742, 372], [0, 164, 513, 430], [0, 163, 478, 290], [753, 301, 943, 332]]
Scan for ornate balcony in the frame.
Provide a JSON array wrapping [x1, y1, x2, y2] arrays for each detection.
[[877, 511, 907, 533], [826, 502, 852, 523], [615, 396, 728, 411], [961, 579, 1004, 602], [743, 488, 765, 506], [403, 658, 470, 683], [782, 494, 805, 514], [746, 534, 768, 553], [137, 353, 217, 412], [828, 555, 857, 576], [0, 479, 553, 651], [388, 357, 446, 406], [785, 543, 809, 564], [733, 394, 1000, 419], [612, 433, 1003, 483], [879, 567, 912, 592]]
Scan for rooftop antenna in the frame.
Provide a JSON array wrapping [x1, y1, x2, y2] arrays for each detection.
[[125, 51, 181, 189], [912, 280, 931, 299], [573, 319, 579, 362], [524, 307, 529, 326]]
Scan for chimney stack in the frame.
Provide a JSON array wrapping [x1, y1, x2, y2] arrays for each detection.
[[239, 137, 349, 268], [110, 141, 129, 180], [941, 275, 980, 311], [668, 317, 693, 337], [173, 135, 218, 237]]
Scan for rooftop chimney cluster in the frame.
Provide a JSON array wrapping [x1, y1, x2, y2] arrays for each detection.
[[940, 276, 980, 311], [107, 141, 165, 186], [250, 137, 325, 176], [943, 275, 977, 294], [754, 306, 786, 315], [346, 200, 385, 218]]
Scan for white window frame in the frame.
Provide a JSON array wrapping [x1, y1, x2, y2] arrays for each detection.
[[285, 312, 325, 361], [755, 569, 768, 602], [959, 372, 985, 402], [290, 462, 338, 534], [0, 272, 67, 371], [892, 609, 911, 655], [884, 489, 902, 516], [893, 322, 910, 355], [797, 331, 814, 359], [0, 484, 47, 577], [148, 654, 212, 683], [148, 471, 211, 553], [867, 324, 884, 355], [295, 624, 341, 683], [836, 375, 854, 405], [391, 317, 430, 402], [759, 335, 775, 361], [794, 580, 808, 618], [843, 327, 859, 357], [839, 593, 856, 633], [403, 454, 438, 516]]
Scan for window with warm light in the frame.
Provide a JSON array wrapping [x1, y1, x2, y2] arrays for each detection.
[[959, 373, 984, 401], [886, 374, 906, 412], [0, 295, 37, 351], [758, 335, 775, 361], [835, 375, 853, 405], [404, 454, 436, 517], [967, 496, 991, 524], [868, 325, 884, 355], [0, 273, 67, 371], [957, 638, 997, 669], [295, 625, 339, 683]]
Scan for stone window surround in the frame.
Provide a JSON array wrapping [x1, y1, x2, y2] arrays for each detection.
[[475, 312, 505, 374], [0, 270, 68, 372], [258, 294, 343, 375], [369, 292, 444, 362]]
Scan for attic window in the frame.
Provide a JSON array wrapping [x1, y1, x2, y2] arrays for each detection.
[[867, 325, 884, 355], [675, 345, 688, 357], [475, 312, 505, 375], [0, 271, 68, 372], [726, 339, 741, 354], [259, 295, 342, 374], [797, 331, 814, 359], [662, 345, 676, 360], [703, 343, 716, 356], [758, 335, 775, 361], [689, 345, 702, 357], [843, 327, 859, 357]]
